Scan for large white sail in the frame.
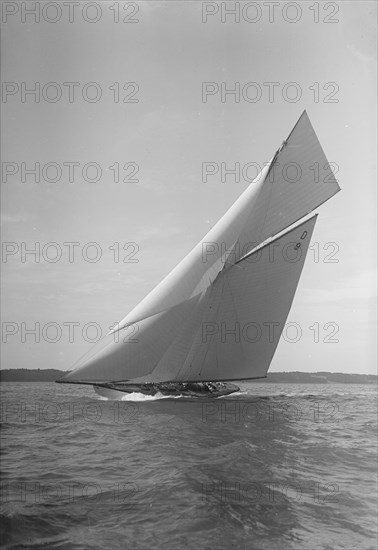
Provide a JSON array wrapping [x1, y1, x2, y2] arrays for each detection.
[[172, 215, 317, 382], [62, 215, 317, 383], [111, 110, 339, 330], [61, 111, 339, 384]]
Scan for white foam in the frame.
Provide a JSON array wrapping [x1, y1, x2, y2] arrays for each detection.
[[120, 391, 183, 402], [217, 391, 247, 399]]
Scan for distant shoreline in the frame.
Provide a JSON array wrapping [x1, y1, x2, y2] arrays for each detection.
[[0, 369, 376, 384]]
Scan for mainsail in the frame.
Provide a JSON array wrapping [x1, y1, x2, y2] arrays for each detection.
[[61, 111, 340, 385]]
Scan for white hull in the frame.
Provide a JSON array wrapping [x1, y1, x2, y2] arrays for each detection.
[[93, 385, 126, 400]]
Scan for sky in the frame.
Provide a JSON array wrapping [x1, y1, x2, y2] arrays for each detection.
[[1, 0, 377, 374]]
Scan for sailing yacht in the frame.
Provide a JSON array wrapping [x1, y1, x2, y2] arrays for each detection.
[[57, 111, 340, 398]]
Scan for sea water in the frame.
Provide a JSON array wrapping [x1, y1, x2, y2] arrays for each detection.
[[1, 382, 377, 549]]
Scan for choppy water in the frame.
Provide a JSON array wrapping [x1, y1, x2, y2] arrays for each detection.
[[1, 382, 377, 550]]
